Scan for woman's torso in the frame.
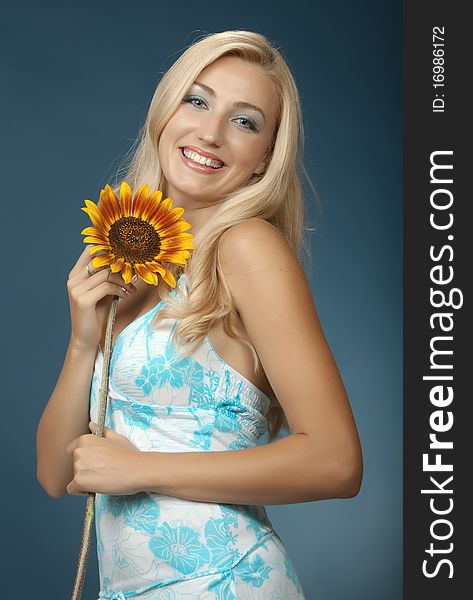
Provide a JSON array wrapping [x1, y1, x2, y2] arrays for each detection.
[[91, 273, 277, 594]]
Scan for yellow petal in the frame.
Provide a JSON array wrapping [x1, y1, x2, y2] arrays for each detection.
[[148, 198, 175, 227], [99, 185, 121, 224], [141, 190, 163, 221], [92, 253, 115, 269], [84, 236, 109, 244], [97, 189, 115, 225], [147, 261, 166, 277], [82, 208, 110, 235], [158, 250, 191, 265], [89, 244, 112, 255], [121, 262, 133, 284], [159, 220, 193, 237], [174, 232, 194, 240], [147, 206, 167, 228], [132, 184, 150, 219], [170, 206, 185, 219], [83, 198, 99, 211], [160, 197, 173, 211], [159, 236, 194, 250], [161, 269, 177, 288], [156, 247, 192, 260], [110, 256, 125, 273], [159, 233, 194, 250], [135, 263, 158, 286], [161, 256, 187, 267], [82, 200, 111, 231], [80, 226, 107, 240], [119, 182, 132, 217]]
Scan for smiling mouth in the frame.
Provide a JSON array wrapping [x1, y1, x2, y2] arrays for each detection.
[[180, 147, 225, 169]]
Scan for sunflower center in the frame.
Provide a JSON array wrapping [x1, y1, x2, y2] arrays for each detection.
[[109, 216, 161, 264]]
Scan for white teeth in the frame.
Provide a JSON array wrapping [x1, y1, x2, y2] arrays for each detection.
[[182, 148, 223, 169]]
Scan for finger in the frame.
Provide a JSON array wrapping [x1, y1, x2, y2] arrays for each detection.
[[73, 280, 130, 308], [69, 245, 95, 278], [66, 480, 87, 496], [66, 432, 92, 454], [86, 249, 114, 277], [89, 421, 118, 437], [89, 421, 107, 434], [82, 254, 112, 282], [72, 269, 134, 304], [69, 245, 110, 281], [73, 266, 110, 293], [89, 421, 100, 435], [85, 261, 110, 280], [82, 266, 133, 290]]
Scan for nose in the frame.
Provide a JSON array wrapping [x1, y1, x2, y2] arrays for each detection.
[[197, 114, 224, 147]]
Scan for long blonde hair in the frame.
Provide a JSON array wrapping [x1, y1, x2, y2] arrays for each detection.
[[111, 30, 320, 442]]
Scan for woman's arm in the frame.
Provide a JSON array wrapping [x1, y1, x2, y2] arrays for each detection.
[[36, 341, 97, 499], [132, 219, 363, 505], [135, 431, 360, 505], [37, 245, 136, 499]]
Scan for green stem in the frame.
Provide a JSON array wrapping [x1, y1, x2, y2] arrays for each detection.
[[70, 294, 120, 600]]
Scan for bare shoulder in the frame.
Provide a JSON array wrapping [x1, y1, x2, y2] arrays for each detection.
[[218, 218, 309, 310], [219, 217, 289, 250], [218, 218, 302, 281]]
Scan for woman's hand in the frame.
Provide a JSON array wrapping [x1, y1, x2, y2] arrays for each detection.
[[67, 245, 137, 351], [65, 422, 143, 496]]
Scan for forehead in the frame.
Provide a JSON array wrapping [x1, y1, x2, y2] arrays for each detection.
[[193, 55, 278, 122]]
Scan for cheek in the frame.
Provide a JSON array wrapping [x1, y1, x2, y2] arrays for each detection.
[[232, 139, 269, 171], [157, 126, 176, 171], [164, 107, 194, 139]]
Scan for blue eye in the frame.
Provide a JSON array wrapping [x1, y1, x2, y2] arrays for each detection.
[[233, 116, 259, 132], [183, 95, 207, 109]]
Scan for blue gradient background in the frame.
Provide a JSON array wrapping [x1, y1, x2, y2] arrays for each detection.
[[1, 1, 401, 598]]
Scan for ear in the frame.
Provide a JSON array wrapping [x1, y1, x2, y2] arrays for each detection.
[[254, 142, 273, 176], [253, 160, 266, 176]]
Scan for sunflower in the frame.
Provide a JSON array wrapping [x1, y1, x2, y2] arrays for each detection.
[[81, 182, 193, 287]]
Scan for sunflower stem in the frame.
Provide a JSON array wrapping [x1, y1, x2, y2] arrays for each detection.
[[70, 294, 120, 600]]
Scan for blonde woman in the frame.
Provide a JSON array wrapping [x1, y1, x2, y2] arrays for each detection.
[[37, 30, 363, 599]]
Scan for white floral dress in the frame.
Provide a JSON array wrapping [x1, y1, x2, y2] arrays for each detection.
[[89, 274, 306, 599]]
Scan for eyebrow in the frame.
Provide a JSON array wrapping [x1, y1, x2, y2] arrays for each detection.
[[192, 80, 266, 124]]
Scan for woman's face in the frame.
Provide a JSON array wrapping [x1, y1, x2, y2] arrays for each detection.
[[158, 55, 278, 208]]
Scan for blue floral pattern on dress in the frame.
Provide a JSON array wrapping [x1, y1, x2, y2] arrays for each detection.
[[234, 553, 273, 587], [151, 343, 194, 388], [149, 521, 210, 575], [123, 493, 160, 535], [205, 518, 237, 570], [90, 274, 306, 599], [134, 363, 158, 396], [110, 398, 155, 430]]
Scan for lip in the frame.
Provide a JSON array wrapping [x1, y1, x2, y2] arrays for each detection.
[[178, 147, 226, 175], [180, 146, 225, 165]]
